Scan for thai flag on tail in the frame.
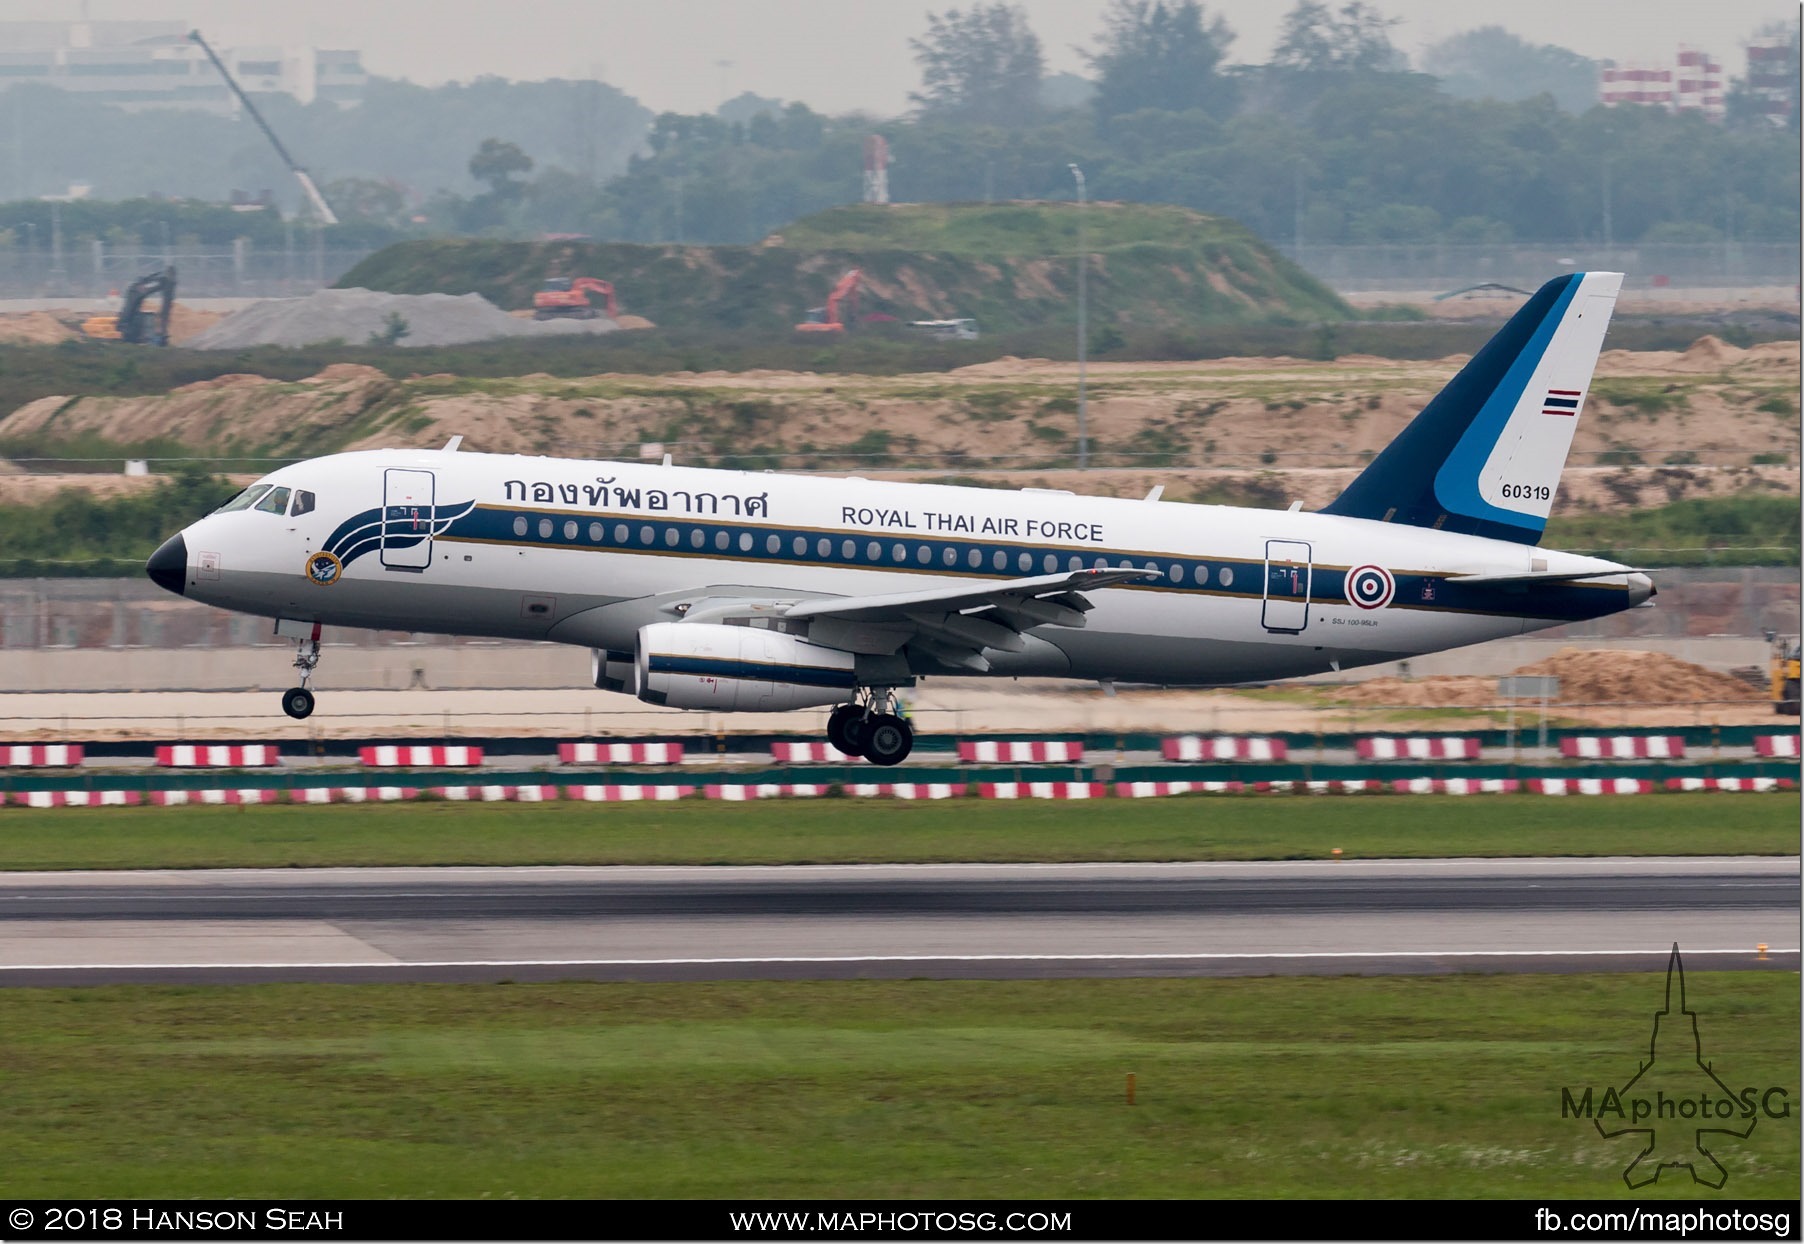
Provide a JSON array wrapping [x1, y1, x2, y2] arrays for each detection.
[[1542, 388, 1581, 416]]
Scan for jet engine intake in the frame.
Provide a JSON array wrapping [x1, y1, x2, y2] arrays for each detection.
[[591, 648, 637, 695], [636, 621, 855, 712]]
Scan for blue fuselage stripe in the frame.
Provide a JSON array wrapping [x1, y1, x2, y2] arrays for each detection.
[[426, 505, 1633, 625]]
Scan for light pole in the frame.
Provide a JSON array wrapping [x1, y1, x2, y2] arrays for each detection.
[[1068, 163, 1088, 470]]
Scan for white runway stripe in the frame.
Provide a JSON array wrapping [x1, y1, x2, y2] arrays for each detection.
[[2, 948, 1793, 971]]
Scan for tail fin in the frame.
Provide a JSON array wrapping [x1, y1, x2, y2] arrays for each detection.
[[1322, 272, 1622, 545]]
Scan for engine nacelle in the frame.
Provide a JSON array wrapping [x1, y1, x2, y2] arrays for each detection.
[[591, 648, 637, 695], [636, 621, 856, 712]]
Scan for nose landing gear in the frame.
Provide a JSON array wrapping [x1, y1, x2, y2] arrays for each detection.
[[282, 625, 321, 720], [827, 688, 913, 766]]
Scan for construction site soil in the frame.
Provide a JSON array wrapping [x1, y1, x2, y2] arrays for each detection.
[[0, 336, 1795, 514], [1333, 648, 1761, 709]]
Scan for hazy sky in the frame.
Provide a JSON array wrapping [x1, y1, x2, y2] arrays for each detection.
[[15, 0, 1802, 115]]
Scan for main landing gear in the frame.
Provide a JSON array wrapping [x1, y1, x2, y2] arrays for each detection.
[[282, 630, 321, 720], [826, 689, 913, 766]]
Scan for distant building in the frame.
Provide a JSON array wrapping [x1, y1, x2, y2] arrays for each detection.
[[1673, 47, 1725, 120], [1599, 61, 1674, 109], [1744, 33, 1798, 125], [0, 19, 365, 111]]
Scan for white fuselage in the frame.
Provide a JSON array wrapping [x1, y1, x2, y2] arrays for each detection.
[[162, 448, 1650, 690]]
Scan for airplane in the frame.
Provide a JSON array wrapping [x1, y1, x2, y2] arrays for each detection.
[[146, 271, 1650, 766]]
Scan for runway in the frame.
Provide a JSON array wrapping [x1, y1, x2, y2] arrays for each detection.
[[0, 857, 1794, 985]]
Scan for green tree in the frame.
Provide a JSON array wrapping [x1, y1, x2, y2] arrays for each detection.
[[468, 138, 534, 197], [909, 4, 1046, 127], [1272, 1, 1406, 74], [1088, 1, 1239, 122], [1421, 26, 1598, 114], [321, 176, 409, 228]]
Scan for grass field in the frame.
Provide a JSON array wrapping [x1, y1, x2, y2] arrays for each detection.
[[1, 974, 1795, 1199], [0, 793, 1792, 870]]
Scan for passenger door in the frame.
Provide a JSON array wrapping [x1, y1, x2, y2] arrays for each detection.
[[1261, 539, 1311, 634], [381, 468, 435, 571]]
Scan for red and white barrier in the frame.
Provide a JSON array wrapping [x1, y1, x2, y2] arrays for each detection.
[[1391, 778, 1520, 795], [705, 784, 829, 800], [1116, 780, 1243, 798], [1298, 780, 1384, 794], [568, 784, 696, 802], [429, 785, 560, 802], [157, 744, 281, 768], [559, 742, 686, 765], [979, 781, 1104, 799], [5, 789, 140, 808], [292, 787, 362, 804], [1, 744, 83, 767], [148, 788, 280, 805], [1355, 737, 1480, 761], [1527, 778, 1653, 795], [359, 745, 483, 767], [1754, 735, 1800, 759], [1664, 777, 1793, 792], [291, 787, 414, 803], [1161, 736, 1287, 762], [958, 740, 1086, 764], [770, 742, 856, 763], [1559, 735, 1685, 760], [846, 783, 967, 799]]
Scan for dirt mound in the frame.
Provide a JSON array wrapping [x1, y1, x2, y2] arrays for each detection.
[[309, 363, 389, 383], [165, 304, 222, 345], [1328, 675, 1500, 707], [1334, 648, 1760, 707], [0, 311, 78, 344], [171, 373, 274, 394], [1512, 647, 1757, 704], [1680, 334, 1743, 368], [188, 287, 622, 350]]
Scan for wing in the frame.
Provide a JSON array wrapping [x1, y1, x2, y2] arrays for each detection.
[[778, 567, 1162, 673]]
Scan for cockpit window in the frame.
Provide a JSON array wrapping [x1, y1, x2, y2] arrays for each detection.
[[290, 490, 316, 517], [214, 484, 272, 514], [254, 486, 292, 515]]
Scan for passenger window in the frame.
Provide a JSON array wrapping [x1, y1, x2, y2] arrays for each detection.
[[290, 490, 316, 517], [254, 487, 291, 515], [215, 484, 271, 514]]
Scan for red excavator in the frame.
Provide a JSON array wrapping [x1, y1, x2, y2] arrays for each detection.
[[533, 276, 618, 320], [795, 268, 862, 334]]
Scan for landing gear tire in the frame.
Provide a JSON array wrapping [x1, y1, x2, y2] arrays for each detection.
[[827, 705, 866, 757], [862, 713, 914, 767], [282, 686, 316, 720]]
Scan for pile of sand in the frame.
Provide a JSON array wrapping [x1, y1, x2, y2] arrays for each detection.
[[1513, 647, 1760, 704], [0, 311, 78, 345], [188, 287, 622, 350], [1333, 648, 1760, 707]]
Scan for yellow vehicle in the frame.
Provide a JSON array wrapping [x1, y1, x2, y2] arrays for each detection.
[[80, 267, 176, 345], [1771, 634, 1800, 715]]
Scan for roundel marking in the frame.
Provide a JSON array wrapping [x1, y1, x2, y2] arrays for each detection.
[[1346, 564, 1394, 610], [305, 550, 343, 586]]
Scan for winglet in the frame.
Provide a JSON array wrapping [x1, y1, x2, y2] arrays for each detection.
[[1322, 272, 1622, 545]]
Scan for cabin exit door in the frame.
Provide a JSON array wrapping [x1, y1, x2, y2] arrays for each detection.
[[1262, 539, 1312, 633], [381, 468, 436, 571]]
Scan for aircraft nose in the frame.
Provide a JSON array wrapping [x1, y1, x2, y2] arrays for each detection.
[[146, 532, 188, 596], [1627, 572, 1656, 607]]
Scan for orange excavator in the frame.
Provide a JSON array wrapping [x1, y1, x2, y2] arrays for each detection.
[[796, 268, 862, 334], [533, 276, 618, 320]]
